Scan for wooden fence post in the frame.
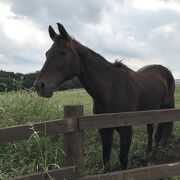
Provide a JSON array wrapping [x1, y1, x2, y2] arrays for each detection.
[[63, 105, 84, 177]]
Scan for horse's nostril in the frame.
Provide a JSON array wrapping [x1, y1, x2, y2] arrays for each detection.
[[40, 81, 45, 89], [34, 81, 46, 91]]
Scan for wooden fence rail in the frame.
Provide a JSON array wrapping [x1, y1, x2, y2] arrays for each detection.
[[0, 105, 180, 179], [13, 166, 77, 180], [0, 118, 76, 143], [79, 108, 180, 129], [12, 161, 180, 180], [1, 108, 180, 144], [79, 161, 180, 180]]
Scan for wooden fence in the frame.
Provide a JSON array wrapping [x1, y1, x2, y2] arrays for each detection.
[[1, 105, 180, 180]]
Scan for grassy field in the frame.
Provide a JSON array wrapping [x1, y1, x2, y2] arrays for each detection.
[[0, 88, 180, 179]]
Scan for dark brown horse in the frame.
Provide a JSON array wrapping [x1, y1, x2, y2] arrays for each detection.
[[34, 23, 175, 170]]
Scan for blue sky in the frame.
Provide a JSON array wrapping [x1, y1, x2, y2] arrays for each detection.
[[0, 0, 180, 78]]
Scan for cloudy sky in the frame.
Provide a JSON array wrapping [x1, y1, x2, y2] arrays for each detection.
[[0, 0, 180, 78]]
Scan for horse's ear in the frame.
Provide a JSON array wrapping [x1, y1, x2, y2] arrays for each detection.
[[48, 25, 57, 41], [57, 23, 70, 39]]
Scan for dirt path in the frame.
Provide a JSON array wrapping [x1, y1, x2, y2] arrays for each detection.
[[130, 138, 180, 168]]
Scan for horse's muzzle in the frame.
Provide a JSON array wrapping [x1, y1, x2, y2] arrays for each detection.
[[33, 80, 53, 98]]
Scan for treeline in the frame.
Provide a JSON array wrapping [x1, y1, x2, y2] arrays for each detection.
[[0, 70, 82, 92]]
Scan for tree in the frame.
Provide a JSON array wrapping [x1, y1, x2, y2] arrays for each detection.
[[0, 70, 82, 92]]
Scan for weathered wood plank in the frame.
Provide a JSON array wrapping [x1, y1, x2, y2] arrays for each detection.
[[122, 161, 180, 180], [78, 161, 180, 180], [78, 171, 123, 180], [64, 105, 84, 177], [79, 108, 180, 130], [0, 118, 76, 143], [1, 108, 180, 143], [12, 166, 77, 180]]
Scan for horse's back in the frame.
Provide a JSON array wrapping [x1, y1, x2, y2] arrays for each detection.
[[138, 64, 170, 75], [137, 64, 175, 91], [135, 64, 175, 109]]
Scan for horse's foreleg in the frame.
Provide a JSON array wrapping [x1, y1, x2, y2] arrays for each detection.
[[117, 126, 132, 170], [147, 124, 154, 153], [99, 128, 114, 172]]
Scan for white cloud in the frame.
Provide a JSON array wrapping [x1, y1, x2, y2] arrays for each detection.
[[0, 0, 179, 78], [133, 0, 180, 13], [82, 22, 146, 60], [0, 2, 48, 45], [0, 2, 50, 73], [4, 18, 47, 45], [146, 22, 180, 78]]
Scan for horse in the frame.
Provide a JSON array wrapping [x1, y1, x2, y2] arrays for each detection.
[[34, 23, 175, 171]]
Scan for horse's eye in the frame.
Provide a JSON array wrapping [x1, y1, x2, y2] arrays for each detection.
[[60, 48, 68, 55]]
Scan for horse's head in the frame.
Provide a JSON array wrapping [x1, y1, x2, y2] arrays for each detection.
[[34, 23, 81, 98]]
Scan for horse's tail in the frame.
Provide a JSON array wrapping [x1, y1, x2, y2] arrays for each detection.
[[158, 70, 175, 146]]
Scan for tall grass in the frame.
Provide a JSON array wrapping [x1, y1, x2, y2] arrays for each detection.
[[0, 89, 92, 128], [0, 89, 93, 179], [0, 87, 180, 179]]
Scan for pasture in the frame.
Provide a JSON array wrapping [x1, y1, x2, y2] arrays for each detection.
[[0, 88, 180, 179]]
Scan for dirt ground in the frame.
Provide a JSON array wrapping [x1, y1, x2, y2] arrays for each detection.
[[130, 138, 180, 169]]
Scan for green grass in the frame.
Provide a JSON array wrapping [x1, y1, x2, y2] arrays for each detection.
[[0, 89, 92, 128], [0, 87, 180, 179]]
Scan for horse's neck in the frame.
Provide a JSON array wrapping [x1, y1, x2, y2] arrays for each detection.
[[75, 41, 124, 104]]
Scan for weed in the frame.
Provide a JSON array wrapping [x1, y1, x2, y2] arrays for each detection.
[[0, 87, 179, 179]]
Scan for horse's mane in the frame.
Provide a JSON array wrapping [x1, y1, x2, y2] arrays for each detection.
[[113, 59, 132, 71], [73, 39, 132, 71]]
